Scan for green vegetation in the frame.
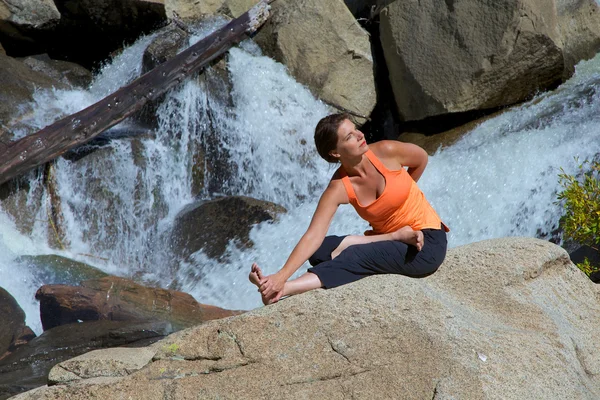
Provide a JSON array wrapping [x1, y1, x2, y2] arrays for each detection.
[[557, 159, 600, 276]]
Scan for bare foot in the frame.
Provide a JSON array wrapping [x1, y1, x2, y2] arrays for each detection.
[[391, 226, 424, 251], [249, 263, 270, 305]]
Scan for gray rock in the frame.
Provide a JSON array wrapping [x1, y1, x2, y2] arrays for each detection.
[[380, 0, 564, 121], [0, 320, 170, 400], [0, 287, 35, 362], [0, 0, 60, 28], [21, 55, 92, 88], [555, 0, 600, 77], [170, 196, 286, 260], [254, 0, 377, 120], [48, 347, 156, 384], [11, 237, 600, 399], [17, 254, 108, 286]]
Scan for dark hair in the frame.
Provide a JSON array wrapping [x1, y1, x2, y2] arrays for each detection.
[[314, 113, 350, 163]]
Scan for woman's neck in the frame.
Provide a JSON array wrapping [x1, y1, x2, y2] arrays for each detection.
[[340, 153, 369, 178]]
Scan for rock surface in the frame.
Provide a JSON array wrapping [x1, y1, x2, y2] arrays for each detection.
[[13, 237, 600, 399], [0, 288, 35, 361], [17, 254, 108, 286], [380, 0, 564, 121], [0, 52, 68, 140], [170, 196, 286, 260], [555, 0, 600, 77], [165, 0, 259, 20], [0, 320, 170, 400], [255, 0, 376, 119], [35, 276, 243, 331]]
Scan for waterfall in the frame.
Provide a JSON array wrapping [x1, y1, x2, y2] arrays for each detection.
[[0, 24, 598, 333]]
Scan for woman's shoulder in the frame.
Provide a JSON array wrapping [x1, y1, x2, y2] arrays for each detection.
[[369, 140, 427, 168]]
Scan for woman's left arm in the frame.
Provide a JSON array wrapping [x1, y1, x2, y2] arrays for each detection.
[[377, 141, 428, 182]]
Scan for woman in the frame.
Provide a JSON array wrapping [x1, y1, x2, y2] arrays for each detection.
[[249, 113, 449, 304]]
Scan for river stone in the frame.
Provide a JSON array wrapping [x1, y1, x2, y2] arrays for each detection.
[[170, 196, 286, 260], [0, 320, 170, 400], [10, 237, 600, 399], [48, 347, 156, 385], [0, 288, 35, 362], [380, 0, 564, 121], [0, 0, 60, 29], [35, 276, 243, 331], [254, 0, 376, 120], [17, 254, 108, 286], [555, 0, 600, 77], [0, 52, 68, 140], [164, 0, 258, 20], [21, 55, 92, 88]]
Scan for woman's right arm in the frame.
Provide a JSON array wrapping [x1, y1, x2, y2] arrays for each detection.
[[258, 180, 347, 298]]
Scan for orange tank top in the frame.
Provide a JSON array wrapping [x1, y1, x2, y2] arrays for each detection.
[[339, 149, 449, 235]]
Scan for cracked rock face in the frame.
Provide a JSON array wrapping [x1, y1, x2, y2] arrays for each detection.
[[12, 237, 600, 399]]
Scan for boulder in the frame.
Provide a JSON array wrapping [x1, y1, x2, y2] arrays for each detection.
[[12, 238, 600, 399], [142, 23, 189, 73], [254, 0, 377, 120], [0, 52, 68, 140], [0, 0, 60, 43], [0, 320, 170, 400], [17, 254, 108, 286], [164, 0, 259, 20], [21, 54, 92, 88], [170, 196, 286, 260], [35, 276, 243, 331], [380, 0, 564, 121], [0, 288, 35, 362], [555, 0, 600, 77]]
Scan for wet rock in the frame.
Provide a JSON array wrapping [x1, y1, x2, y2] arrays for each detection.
[[555, 0, 600, 77], [170, 196, 287, 260], [21, 54, 92, 88], [0, 288, 36, 362], [12, 238, 600, 399], [380, 0, 564, 121], [142, 23, 189, 73], [17, 254, 108, 286], [0, 52, 68, 140], [254, 0, 376, 120], [0, 320, 170, 400], [35, 276, 243, 331]]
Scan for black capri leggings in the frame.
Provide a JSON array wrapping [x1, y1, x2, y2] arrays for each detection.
[[307, 228, 447, 289]]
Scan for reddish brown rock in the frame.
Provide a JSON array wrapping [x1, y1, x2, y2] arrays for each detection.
[[0, 287, 36, 362], [35, 276, 243, 331]]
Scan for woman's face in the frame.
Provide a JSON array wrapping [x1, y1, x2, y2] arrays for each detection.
[[331, 119, 368, 161]]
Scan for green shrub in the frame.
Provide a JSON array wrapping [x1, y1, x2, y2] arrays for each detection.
[[557, 159, 600, 276]]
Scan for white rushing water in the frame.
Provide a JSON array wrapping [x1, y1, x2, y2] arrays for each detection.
[[0, 25, 599, 332]]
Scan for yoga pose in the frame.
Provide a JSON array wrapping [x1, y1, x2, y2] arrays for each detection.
[[250, 113, 449, 304]]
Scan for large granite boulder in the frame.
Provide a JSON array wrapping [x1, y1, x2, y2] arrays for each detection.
[[555, 0, 600, 77], [35, 276, 243, 331], [17, 254, 108, 286], [20, 54, 92, 88], [0, 320, 170, 400], [164, 0, 259, 20], [0, 52, 68, 140], [254, 0, 377, 120], [380, 0, 564, 121], [0, 288, 35, 362], [13, 237, 600, 399], [170, 196, 286, 260], [0, 0, 60, 45]]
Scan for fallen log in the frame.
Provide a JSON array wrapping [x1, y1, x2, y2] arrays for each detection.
[[0, 1, 271, 186]]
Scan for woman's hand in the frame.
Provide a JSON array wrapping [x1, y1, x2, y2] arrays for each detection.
[[259, 272, 286, 303]]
